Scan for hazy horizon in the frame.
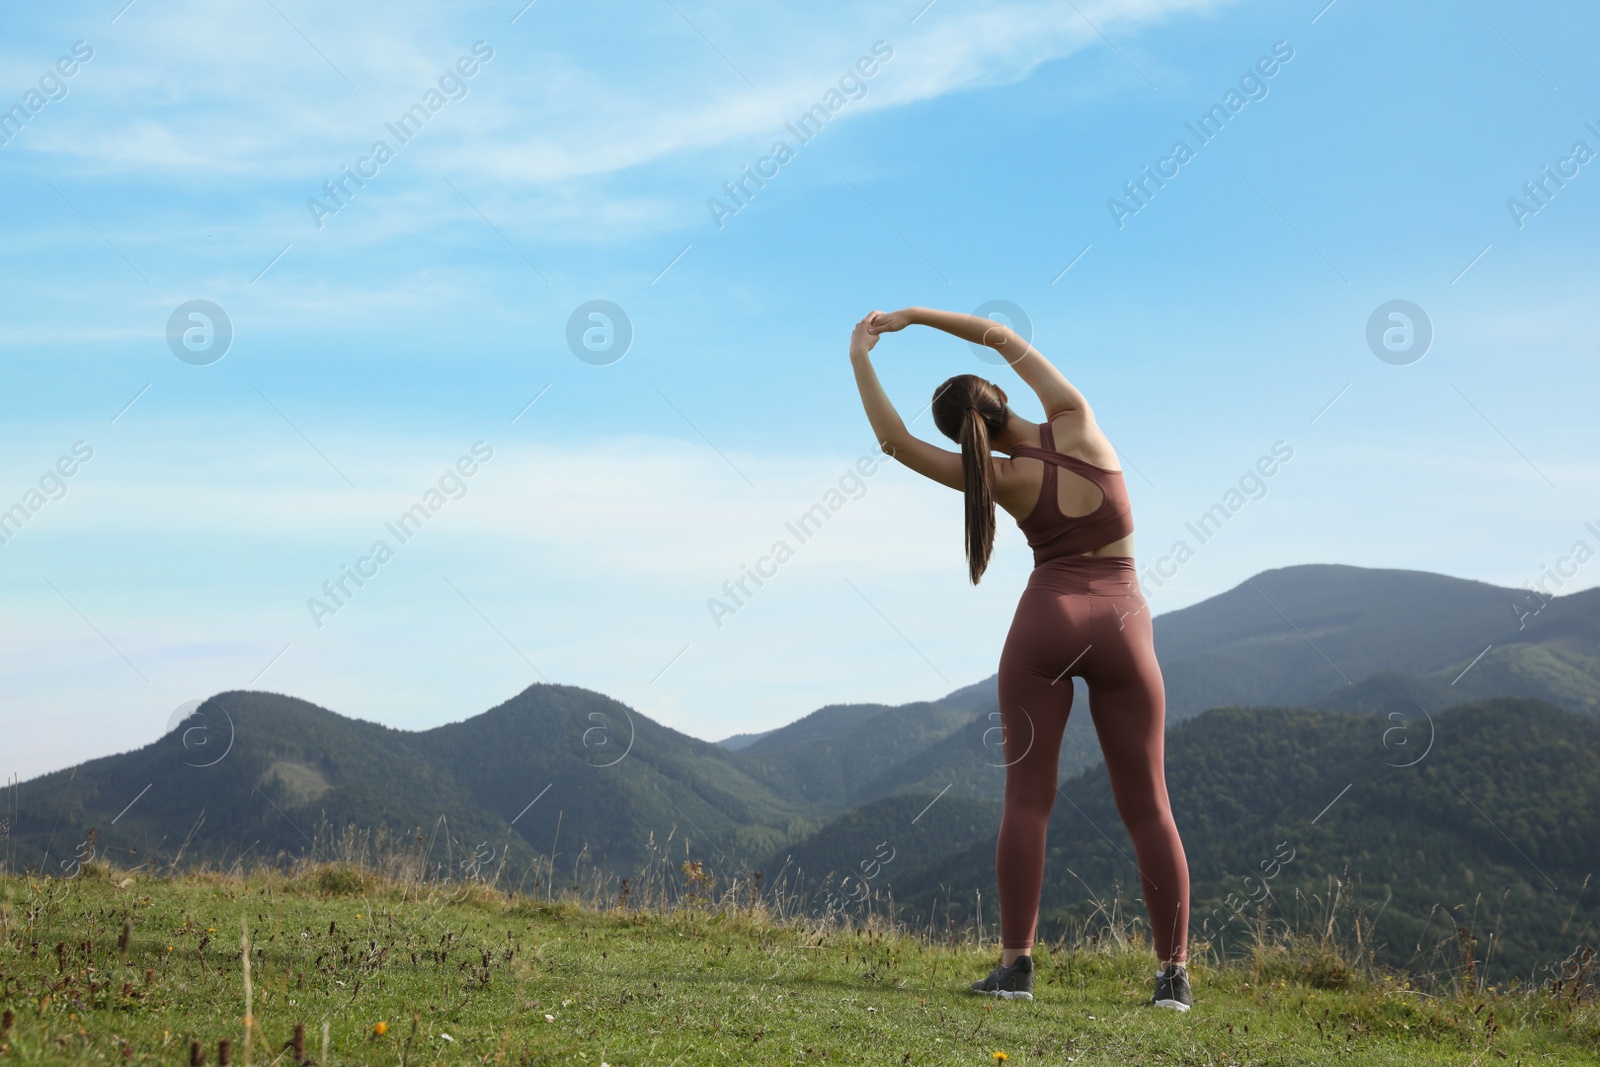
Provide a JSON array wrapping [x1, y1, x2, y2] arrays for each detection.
[[7, 557, 1592, 784]]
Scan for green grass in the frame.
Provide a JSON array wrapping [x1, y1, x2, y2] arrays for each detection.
[[0, 864, 1595, 1066]]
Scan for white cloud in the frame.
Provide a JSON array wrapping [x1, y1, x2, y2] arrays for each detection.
[[0, 0, 1237, 263], [18, 1, 1230, 184]]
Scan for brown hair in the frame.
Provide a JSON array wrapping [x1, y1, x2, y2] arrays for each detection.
[[930, 374, 1010, 583]]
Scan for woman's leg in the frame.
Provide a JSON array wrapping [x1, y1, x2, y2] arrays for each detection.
[[1082, 592, 1190, 966], [994, 587, 1086, 959]]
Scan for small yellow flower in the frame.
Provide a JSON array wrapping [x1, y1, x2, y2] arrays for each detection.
[[373, 1021, 388, 1037], [355, 914, 362, 919], [994, 1054, 1009, 1062], [207, 928, 216, 933]]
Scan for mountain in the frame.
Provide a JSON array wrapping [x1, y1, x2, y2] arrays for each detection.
[[728, 701, 974, 808], [412, 684, 815, 868], [945, 565, 1600, 723], [4, 685, 817, 880], [3, 691, 515, 879], [933, 676, 1002, 714], [716, 730, 774, 751]]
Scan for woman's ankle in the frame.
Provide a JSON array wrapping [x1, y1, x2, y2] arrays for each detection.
[[1002, 949, 1031, 966]]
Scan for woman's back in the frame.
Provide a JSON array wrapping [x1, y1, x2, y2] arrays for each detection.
[[1004, 420, 1135, 563]]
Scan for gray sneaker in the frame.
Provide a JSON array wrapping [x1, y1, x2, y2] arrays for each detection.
[[969, 954, 1034, 1000], [1152, 964, 1192, 1011]]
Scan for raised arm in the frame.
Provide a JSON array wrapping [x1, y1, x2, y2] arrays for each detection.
[[869, 306, 1094, 421], [849, 312, 966, 491]]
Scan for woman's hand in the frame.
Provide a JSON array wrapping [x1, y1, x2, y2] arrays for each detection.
[[866, 308, 918, 335], [850, 312, 882, 359]]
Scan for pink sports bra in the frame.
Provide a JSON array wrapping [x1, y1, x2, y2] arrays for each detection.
[[1009, 420, 1134, 564]]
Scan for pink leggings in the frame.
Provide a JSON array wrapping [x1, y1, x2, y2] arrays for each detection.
[[994, 555, 1189, 963]]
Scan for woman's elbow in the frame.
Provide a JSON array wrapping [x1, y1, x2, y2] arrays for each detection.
[[874, 429, 912, 458]]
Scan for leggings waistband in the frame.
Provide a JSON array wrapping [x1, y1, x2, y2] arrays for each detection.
[[1025, 554, 1141, 596]]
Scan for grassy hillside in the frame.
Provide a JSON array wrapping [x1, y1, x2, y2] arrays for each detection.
[[0, 866, 1593, 1066]]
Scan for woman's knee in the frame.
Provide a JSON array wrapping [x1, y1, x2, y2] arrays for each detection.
[[1110, 788, 1171, 835], [1004, 776, 1058, 816]]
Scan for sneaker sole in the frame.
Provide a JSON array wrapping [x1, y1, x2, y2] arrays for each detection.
[[1153, 999, 1191, 1012], [976, 989, 1034, 1001]]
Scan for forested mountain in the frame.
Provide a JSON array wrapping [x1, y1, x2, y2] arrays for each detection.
[[4, 686, 815, 880], [5, 692, 514, 878], [729, 701, 973, 808], [807, 698, 1599, 982], [947, 564, 1600, 722], [412, 684, 813, 868]]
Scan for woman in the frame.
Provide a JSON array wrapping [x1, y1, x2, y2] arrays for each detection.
[[849, 306, 1192, 1011]]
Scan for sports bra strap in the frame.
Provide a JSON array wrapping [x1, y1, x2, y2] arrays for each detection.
[[1011, 421, 1123, 477]]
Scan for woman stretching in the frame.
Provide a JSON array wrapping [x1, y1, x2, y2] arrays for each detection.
[[849, 307, 1192, 1011]]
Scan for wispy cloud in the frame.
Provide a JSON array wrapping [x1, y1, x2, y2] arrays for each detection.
[[15, 1, 1229, 189]]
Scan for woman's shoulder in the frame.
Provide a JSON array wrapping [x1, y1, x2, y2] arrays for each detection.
[[1047, 413, 1120, 470]]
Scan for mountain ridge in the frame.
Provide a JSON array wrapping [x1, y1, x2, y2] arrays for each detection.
[[945, 564, 1600, 720], [7, 562, 1597, 979]]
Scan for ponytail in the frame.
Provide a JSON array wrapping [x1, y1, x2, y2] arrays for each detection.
[[931, 373, 1009, 585], [958, 407, 997, 584]]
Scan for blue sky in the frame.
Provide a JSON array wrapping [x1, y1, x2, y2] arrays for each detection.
[[2, 0, 1597, 781]]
